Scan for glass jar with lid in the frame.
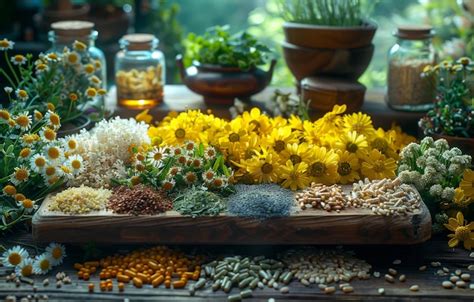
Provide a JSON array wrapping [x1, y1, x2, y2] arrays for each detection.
[[49, 21, 107, 87], [387, 25, 436, 111], [115, 33, 165, 109]]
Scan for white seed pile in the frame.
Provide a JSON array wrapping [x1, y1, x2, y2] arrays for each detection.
[[350, 178, 421, 215], [281, 249, 372, 294], [295, 184, 349, 212], [49, 185, 111, 214]]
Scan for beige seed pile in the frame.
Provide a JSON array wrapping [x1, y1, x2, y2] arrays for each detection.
[[349, 178, 421, 215], [282, 249, 371, 293], [49, 185, 111, 214], [295, 183, 350, 212]]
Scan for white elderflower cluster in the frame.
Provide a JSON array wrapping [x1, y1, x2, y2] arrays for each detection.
[[397, 137, 471, 202], [68, 117, 150, 188]]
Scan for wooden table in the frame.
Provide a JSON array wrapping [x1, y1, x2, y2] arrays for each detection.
[[1, 231, 473, 301], [107, 85, 424, 135]]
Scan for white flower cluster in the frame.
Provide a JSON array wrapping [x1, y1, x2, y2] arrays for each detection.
[[398, 137, 471, 201], [69, 117, 150, 188]]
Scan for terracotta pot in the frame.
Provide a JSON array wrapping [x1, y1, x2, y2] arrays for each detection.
[[283, 21, 377, 49], [35, 3, 90, 35], [58, 115, 93, 137], [176, 55, 277, 106], [301, 76, 365, 113], [419, 131, 474, 157], [88, 6, 130, 43], [282, 42, 374, 81]]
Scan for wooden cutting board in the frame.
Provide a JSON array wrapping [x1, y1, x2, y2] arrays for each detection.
[[32, 186, 432, 245]]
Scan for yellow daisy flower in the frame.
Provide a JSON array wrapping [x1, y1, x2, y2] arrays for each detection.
[[239, 108, 271, 134], [334, 131, 368, 157], [370, 128, 398, 159], [280, 142, 313, 165], [460, 169, 474, 199], [453, 188, 472, 208], [240, 147, 281, 183], [444, 212, 474, 250], [306, 146, 339, 185], [360, 149, 396, 180], [336, 151, 360, 184], [266, 126, 298, 154], [342, 112, 375, 137], [280, 160, 311, 191]]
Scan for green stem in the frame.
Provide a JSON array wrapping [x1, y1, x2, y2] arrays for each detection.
[[0, 69, 16, 88], [4, 51, 20, 85]]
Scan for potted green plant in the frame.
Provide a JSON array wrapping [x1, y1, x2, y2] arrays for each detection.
[[176, 26, 276, 106], [279, 0, 376, 112], [419, 58, 474, 156]]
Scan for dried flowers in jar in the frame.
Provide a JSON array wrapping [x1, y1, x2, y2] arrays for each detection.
[[115, 34, 165, 109], [387, 26, 436, 111]]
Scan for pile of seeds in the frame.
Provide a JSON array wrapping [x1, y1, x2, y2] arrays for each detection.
[[281, 248, 372, 294], [173, 189, 226, 218], [228, 184, 295, 219], [49, 185, 111, 214], [349, 178, 421, 215], [295, 183, 349, 212], [108, 185, 172, 215], [441, 270, 471, 289], [74, 246, 203, 291], [195, 256, 292, 300]]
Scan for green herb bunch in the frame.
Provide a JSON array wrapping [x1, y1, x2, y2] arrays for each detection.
[[184, 26, 271, 71], [419, 57, 474, 138], [173, 189, 226, 218], [279, 0, 364, 26], [121, 141, 234, 195]]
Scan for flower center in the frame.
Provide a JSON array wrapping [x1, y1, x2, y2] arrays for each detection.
[[372, 138, 388, 153], [250, 120, 260, 131], [68, 140, 77, 149], [338, 162, 352, 176], [45, 166, 56, 176], [163, 182, 174, 190], [373, 161, 385, 172], [346, 142, 358, 153], [44, 129, 56, 141], [16, 116, 29, 127], [20, 148, 31, 158], [213, 178, 223, 187], [71, 160, 82, 170], [274, 140, 285, 153], [309, 162, 326, 177], [289, 154, 302, 164], [22, 199, 33, 208], [15, 169, 28, 181], [48, 147, 60, 159], [49, 114, 60, 126], [8, 253, 21, 265], [185, 172, 197, 183], [40, 259, 50, 270], [261, 163, 273, 174], [52, 247, 62, 259], [455, 226, 470, 240], [175, 128, 186, 139], [154, 153, 163, 161], [228, 133, 240, 142], [21, 265, 32, 276]]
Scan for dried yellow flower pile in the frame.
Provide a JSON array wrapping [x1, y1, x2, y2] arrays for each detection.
[[49, 185, 111, 214]]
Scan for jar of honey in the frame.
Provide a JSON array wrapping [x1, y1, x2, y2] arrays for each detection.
[[115, 33, 165, 108]]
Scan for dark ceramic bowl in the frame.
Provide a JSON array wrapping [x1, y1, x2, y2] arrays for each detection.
[[282, 42, 374, 81], [283, 21, 377, 49]]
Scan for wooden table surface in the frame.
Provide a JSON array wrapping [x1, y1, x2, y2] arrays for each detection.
[[1, 231, 473, 301]]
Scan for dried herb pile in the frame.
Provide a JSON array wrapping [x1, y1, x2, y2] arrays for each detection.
[[108, 185, 172, 215], [173, 189, 226, 218]]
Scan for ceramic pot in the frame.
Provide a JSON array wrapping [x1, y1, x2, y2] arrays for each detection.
[[282, 42, 374, 81], [58, 115, 93, 137], [283, 21, 377, 49], [176, 55, 276, 106]]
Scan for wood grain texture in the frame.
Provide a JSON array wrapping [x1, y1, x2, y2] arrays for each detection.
[[32, 187, 431, 245]]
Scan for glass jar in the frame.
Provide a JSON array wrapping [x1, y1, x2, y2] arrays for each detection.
[[48, 21, 107, 88], [387, 26, 436, 111], [115, 33, 165, 109]]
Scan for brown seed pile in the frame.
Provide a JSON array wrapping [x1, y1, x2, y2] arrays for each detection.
[[108, 185, 172, 215], [349, 178, 421, 216], [295, 183, 350, 212]]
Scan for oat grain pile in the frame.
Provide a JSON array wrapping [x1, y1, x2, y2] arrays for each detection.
[[49, 186, 111, 214], [108, 185, 172, 215]]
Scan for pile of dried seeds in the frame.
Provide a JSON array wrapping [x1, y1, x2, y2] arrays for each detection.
[[295, 183, 349, 212], [108, 185, 172, 215], [49, 185, 111, 214], [349, 178, 422, 215]]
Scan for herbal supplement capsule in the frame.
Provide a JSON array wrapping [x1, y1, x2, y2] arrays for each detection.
[[342, 286, 354, 293], [117, 274, 130, 283], [212, 280, 221, 291], [223, 280, 232, 293], [249, 278, 259, 289], [132, 277, 143, 288], [240, 289, 252, 298], [88, 283, 94, 293], [228, 294, 242, 302], [195, 279, 206, 289], [118, 282, 124, 292], [283, 272, 293, 284], [385, 274, 395, 283], [280, 286, 290, 294], [324, 286, 336, 294], [173, 280, 186, 289], [152, 275, 164, 287], [258, 270, 269, 280], [239, 276, 253, 289], [409, 285, 419, 291], [442, 281, 454, 289], [378, 288, 385, 295], [388, 268, 397, 276]]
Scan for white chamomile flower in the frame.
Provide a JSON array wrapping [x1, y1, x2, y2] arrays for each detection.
[[33, 253, 53, 274], [10, 166, 29, 185], [0, 38, 14, 50], [45, 145, 65, 163], [202, 169, 216, 183], [39, 127, 57, 142], [45, 243, 66, 266], [45, 111, 61, 129], [67, 154, 84, 175], [15, 89, 29, 101], [45, 52, 60, 63], [14, 112, 32, 131], [4, 86, 13, 94], [10, 54, 27, 65], [65, 51, 81, 65], [18, 198, 36, 213], [35, 63, 49, 75], [15, 258, 34, 277], [162, 178, 176, 191], [1, 245, 29, 267], [204, 146, 217, 160]]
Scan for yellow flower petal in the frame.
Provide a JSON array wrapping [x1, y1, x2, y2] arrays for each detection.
[[444, 222, 457, 231], [448, 237, 459, 248], [456, 212, 464, 226], [463, 238, 472, 250], [447, 234, 455, 238], [447, 218, 459, 229], [468, 222, 474, 231]]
